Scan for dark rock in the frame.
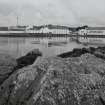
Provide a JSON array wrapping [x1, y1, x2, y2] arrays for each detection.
[[94, 51, 105, 60], [58, 46, 105, 61], [99, 96, 105, 105], [0, 54, 105, 105], [88, 47, 96, 53], [58, 47, 89, 58], [16, 49, 42, 69]]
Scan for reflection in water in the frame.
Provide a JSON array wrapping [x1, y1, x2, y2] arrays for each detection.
[[0, 37, 87, 58], [0, 38, 8, 45]]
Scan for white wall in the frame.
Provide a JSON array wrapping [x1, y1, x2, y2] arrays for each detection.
[[25, 27, 71, 34], [43, 27, 51, 33], [78, 29, 105, 35], [51, 29, 70, 34], [87, 30, 105, 35], [78, 29, 87, 35], [9, 31, 26, 33], [0, 31, 9, 33]]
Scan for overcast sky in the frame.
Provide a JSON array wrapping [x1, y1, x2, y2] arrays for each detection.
[[0, 0, 105, 26]]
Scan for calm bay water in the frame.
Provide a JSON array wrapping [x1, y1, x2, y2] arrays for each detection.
[[0, 37, 92, 58]]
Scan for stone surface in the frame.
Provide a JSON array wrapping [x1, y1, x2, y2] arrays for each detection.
[[0, 54, 17, 85], [58, 46, 105, 60], [16, 48, 42, 69], [0, 53, 105, 105]]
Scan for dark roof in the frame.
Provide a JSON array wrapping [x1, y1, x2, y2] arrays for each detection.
[[33, 25, 71, 30], [16, 25, 28, 28], [47, 24, 70, 30], [9, 26, 27, 31], [0, 27, 8, 31], [9, 29, 25, 31], [33, 26, 43, 30], [88, 27, 105, 30]]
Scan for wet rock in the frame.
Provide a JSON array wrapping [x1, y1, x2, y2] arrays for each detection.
[[0, 56, 48, 105], [0, 54, 105, 105], [0, 54, 17, 85], [58, 47, 89, 58], [58, 46, 105, 60], [16, 49, 42, 69], [96, 46, 105, 54]]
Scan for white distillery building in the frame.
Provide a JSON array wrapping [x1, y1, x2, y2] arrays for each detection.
[[8, 26, 28, 33], [87, 27, 105, 35], [26, 27, 43, 33], [27, 25, 72, 34], [0, 27, 9, 33], [78, 27, 105, 35], [42, 27, 71, 34], [78, 27, 105, 44], [78, 29, 87, 35], [0, 26, 28, 34], [27, 26, 44, 33]]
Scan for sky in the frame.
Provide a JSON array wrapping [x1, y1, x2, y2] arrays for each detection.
[[0, 0, 105, 26]]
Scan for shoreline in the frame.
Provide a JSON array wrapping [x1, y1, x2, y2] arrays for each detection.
[[0, 33, 69, 37], [0, 34, 105, 37]]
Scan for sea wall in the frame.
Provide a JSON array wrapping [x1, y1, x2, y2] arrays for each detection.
[[0, 47, 105, 105]]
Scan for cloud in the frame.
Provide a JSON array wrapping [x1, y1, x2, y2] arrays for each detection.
[[0, 0, 105, 26], [70, 0, 105, 26]]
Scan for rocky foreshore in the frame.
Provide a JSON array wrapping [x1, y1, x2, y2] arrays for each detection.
[[58, 46, 105, 60], [0, 47, 105, 105]]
